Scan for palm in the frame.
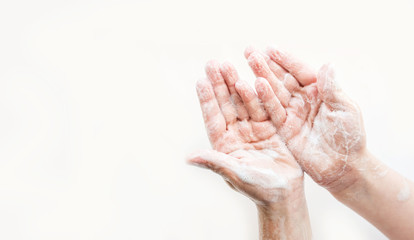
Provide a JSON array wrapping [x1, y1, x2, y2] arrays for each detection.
[[213, 118, 277, 153], [285, 84, 365, 187], [246, 48, 366, 189], [189, 60, 302, 204], [226, 147, 301, 204]]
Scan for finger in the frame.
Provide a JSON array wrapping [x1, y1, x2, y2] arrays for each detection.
[[282, 73, 301, 93], [245, 46, 283, 80], [245, 47, 298, 94], [245, 46, 287, 79], [267, 60, 288, 80], [266, 46, 317, 86], [235, 80, 268, 122], [205, 60, 238, 124], [187, 149, 240, 184], [247, 52, 291, 107], [220, 62, 249, 120], [281, 95, 309, 139], [244, 45, 265, 60], [196, 79, 226, 142], [255, 78, 286, 129], [317, 64, 349, 111]]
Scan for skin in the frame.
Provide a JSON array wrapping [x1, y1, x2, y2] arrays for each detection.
[[244, 46, 414, 240], [188, 61, 312, 240]]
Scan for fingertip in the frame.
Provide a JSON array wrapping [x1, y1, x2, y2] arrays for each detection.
[[317, 63, 336, 86], [196, 77, 209, 90], [247, 52, 266, 72], [326, 63, 336, 77], [255, 77, 273, 101], [264, 46, 275, 55], [317, 63, 344, 107], [187, 157, 210, 170], [186, 151, 198, 164], [247, 51, 261, 61], [235, 80, 250, 92], [265, 45, 278, 52], [196, 78, 214, 102], [265, 46, 283, 62], [303, 63, 319, 85], [254, 77, 268, 92], [220, 61, 234, 73], [186, 149, 210, 166], [325, 64, 337, 89], [205, 59, 220, 74], [195, 78, 204, 91], [244, 45, 257, 59], [220, 61, 239, 86], [255, 83, 266, 99], [308, 73, 318, 84], [235, 80, 255, 101], [256, 76, 267, 84], [247, 55, 256, 67]]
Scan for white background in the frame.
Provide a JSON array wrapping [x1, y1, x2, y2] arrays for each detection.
[[0, 0, 413, 239]]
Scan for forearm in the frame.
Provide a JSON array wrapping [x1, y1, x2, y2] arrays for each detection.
[[332, 150, 414, 240], [257, 187, 312, 240]]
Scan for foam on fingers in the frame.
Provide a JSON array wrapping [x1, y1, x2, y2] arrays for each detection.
[[255, 78, 287, 129], [316, 64, 348, 111], [220, 61, 249, 120], [266, 46, 317, 86], [196, 79, 226, 142], [247, 52, 290, 107], [235, 80, 268, 122], [205, 60, 238, 124]]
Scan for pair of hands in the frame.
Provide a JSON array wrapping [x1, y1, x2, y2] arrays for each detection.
[[188, 46, 366, 208]]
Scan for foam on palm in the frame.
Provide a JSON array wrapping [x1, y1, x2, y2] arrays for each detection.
[[191, 62, 305, 205], [230, 149, 302, 189]]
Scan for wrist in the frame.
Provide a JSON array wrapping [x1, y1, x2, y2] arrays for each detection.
[[328, 151, 414, 239], [259, 179, 305, 209], [256, 174, 306, 207], [329, 149, 385, 200], [256, 183, 312, 240]]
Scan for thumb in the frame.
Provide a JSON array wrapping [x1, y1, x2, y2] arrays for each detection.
[[187, 149, 239, 183], [317, 64, 348, 110]]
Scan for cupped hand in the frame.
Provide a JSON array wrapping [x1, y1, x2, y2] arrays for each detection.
[[188, 61, 303, 205], [245, 47, 367, 193]]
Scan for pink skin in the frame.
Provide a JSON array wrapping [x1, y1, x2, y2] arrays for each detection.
[[189, 60, 312, 239], [190, 60, 303, 204], [245, 46, 366, 193], [245, 47, 414, 239]]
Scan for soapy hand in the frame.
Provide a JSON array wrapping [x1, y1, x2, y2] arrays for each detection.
[[188, 61, 303, 205], [245, 47, 367, 193], [189, 47, 413, 240]]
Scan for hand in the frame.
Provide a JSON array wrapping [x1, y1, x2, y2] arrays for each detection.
[[245, 47, 367, 193], [244, 47, 414, 240], [188, 60, 304, 205]]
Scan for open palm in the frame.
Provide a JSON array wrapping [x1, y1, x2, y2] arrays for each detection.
[[188, 61, 303, 204], [245, 47, 366, 191]]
